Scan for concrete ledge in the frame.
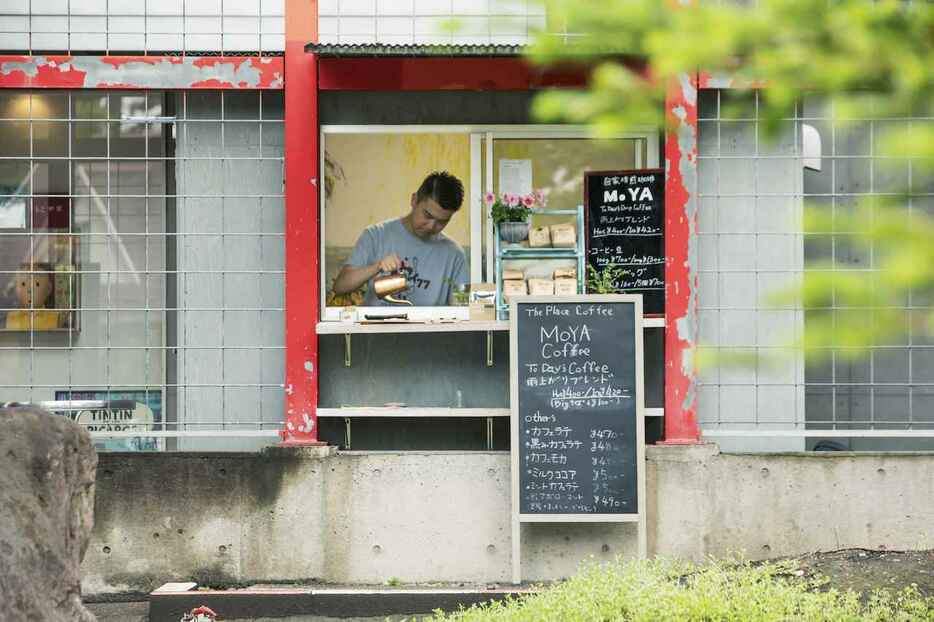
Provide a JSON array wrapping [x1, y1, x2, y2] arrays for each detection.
[[149, 587, 529, 622], [83, 446, 934, 596]]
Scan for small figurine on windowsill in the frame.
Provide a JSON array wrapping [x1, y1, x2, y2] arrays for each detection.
[[5, 262, 61, 330]]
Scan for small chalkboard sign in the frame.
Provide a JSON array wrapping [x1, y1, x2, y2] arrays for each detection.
[[584, 169, 665, 315], [510, 295, 646, 582]]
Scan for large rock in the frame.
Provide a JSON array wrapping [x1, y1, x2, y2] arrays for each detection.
[[0, 406, 98, 622]]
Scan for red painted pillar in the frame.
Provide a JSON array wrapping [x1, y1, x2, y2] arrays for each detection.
[[281, 0, 324, 445], [661, 74, 702, 444]]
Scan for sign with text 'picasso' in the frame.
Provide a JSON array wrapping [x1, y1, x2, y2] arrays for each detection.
[[509, 295, 646, 582], [584, 169, 665, 314]]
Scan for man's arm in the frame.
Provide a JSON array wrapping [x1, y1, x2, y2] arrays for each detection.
[[332, 253, 404, 296], [332, 262, 379, 295]]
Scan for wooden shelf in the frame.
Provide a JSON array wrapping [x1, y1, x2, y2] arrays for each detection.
[[318, 317, 663, 334], [318, 407, 510, 418], [316, 320, 509, 335]]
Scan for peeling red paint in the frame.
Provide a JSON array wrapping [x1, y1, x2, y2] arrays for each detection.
[[662, 74, 702, 444], [0, 70, 29, 87], [34, 62, 88, 88], [189, 78, 235, 88], [0, 55, 284, 90], [101, 56, 165, 67], [192, 56, 244, 68]]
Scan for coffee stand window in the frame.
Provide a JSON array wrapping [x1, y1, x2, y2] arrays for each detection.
[[319, 125, 658, 324], [315, 120, 662, 450]]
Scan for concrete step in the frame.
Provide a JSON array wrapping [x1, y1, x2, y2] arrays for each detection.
[[149, 584, 532, 622]]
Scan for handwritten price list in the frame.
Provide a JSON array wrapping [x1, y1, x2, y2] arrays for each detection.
[[516, 302, 638, 515], [585, 170, 664, 314]]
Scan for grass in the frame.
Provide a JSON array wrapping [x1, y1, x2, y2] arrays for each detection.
[[417, 558, 934, 621]]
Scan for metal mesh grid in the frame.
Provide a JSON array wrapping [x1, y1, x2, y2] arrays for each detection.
[[0, 89, 285, 450], [0, 1, 285, 55], [696, 89, 934, 446], [316, 0, 546, 47]]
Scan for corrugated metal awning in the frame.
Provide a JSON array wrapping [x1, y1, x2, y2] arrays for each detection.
[[304, 42, 526, 57]]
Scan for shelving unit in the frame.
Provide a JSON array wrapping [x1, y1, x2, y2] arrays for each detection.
[[317, 406, 664, 449], [315, 320, 508, 335], [494, 206, 586, 320]]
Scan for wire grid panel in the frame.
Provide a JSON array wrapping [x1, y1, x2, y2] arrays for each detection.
[[0, 90, 286, 451], [317, 0, 547, 46], [695, 89, 806, 451], [0, 0, 284, 55], [696, 88, 934, 449]]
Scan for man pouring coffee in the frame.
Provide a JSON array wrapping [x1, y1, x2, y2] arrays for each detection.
[[332, 171, 469, 306]]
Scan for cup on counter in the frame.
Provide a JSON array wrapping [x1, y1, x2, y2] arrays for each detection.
[[448, 283, 470, 306]]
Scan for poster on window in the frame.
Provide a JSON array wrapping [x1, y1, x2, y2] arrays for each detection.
[[53, 390, 163, 452]]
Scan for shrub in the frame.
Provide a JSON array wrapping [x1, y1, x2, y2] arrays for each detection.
[[416, 558, 934, 622]]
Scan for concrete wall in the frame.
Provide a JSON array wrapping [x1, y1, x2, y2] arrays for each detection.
[[82, 445, 934, 595]]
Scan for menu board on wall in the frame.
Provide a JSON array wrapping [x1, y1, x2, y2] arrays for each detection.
[[584, 169, 665, 315], [510, 296, 645, 520]]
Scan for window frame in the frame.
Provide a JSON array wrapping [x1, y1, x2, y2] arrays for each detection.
[[319, 124, 660, 322]]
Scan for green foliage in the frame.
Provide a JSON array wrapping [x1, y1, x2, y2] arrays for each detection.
[[527, 0, 934, 359], [529, 0, 934, 147], [586, 264, 628, 294], [415, 557, 934, 622], [794, 196, 934, 355], [491, 201, 531, 225]]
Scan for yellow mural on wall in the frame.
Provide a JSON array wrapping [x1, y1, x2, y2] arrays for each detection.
[[323, 133, 472, 303], [325, 133, 471, 247]]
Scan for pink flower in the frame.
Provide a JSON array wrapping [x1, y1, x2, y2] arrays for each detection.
[[484, 191, 496, 205], [533, 189, 546, 206], [522, 194, 535, 208], [502, 193, 516, 207]]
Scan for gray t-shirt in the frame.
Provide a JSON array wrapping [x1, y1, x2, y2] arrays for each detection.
[[347, 217, 468, 306]]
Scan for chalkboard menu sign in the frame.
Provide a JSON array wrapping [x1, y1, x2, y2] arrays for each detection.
[[584, 169, 665, 315], [510, 296, 645, 520]]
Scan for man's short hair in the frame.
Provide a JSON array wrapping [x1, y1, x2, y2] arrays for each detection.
[[415, 171, 464, 212]]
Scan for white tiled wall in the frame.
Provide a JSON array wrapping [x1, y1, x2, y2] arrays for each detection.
[[0, 0, 546, 53], [0, 0, 284, 53], [318, 0, 547, 45]]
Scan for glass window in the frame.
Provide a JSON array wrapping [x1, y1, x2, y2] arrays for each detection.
[[322, 132, 474, 312], [0, 90, 286, 453]]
